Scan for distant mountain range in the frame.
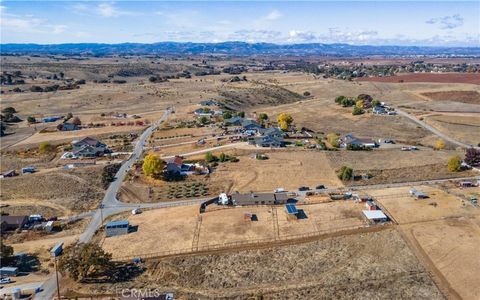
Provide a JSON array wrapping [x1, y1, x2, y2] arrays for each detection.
[[1, 42, 479, 56]]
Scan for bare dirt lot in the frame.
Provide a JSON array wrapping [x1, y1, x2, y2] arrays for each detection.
[[0, 165, 104, 214], [95, 228, 444, 299], [401, 217, 480, 300], [357, 73, 480, 85], [210, 149, 344, 193], [368, 185, 476, 224]]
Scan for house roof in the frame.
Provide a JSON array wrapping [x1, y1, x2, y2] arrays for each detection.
[[166, 155, 183, 166], [362, 210, 387, 220], [232, 193, 276, 203], [73, 137, 105, 147], [0, 215, 28, 225], [242, 119, 261, 128]]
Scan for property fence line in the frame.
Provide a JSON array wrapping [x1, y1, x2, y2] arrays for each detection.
[[113, 223, 371, 261]]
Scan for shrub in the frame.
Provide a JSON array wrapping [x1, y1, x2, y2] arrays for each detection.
[[27, 116, 36, 123], [337, 166, 353, 181], [434, 139, 445, 150], [1, 107, 16, 114], [101, 163, 121, 189], [352, 106, 364, 115], [38, 142, 54, 154]]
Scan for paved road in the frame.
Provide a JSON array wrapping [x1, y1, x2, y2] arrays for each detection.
[[36, 109, 172, 300], [395, 108, 477, 149]]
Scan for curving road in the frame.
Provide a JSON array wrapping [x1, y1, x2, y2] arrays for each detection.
[[395, 108, 478, 149]]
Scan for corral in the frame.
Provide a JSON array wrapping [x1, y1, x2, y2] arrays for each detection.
[[101, 200, 367, 260]]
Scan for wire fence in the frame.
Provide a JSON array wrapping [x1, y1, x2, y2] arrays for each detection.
[[113, 223, 369, 261]]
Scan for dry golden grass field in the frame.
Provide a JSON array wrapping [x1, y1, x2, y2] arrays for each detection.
[[101, 200, 367, 259]]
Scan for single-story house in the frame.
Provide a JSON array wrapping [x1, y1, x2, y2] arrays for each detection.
[[242, 119, 263, 131], [105, 220, 129, 237], [165, 156, 209, 175], [231, 192, 289, 206], [251, 135, 285, 148], [224, 116, 244, 126], [373, 106, 387, 115], [193, 108, 214, 116], [72, 137, 107, 158], [340, 134, 378, 148], [200, 100, 218, 106], [0, 215, 28, 232]]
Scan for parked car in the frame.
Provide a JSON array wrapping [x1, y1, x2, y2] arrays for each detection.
[[298, 186, 310, 191], [131, 208, 141, 215], [383, 139, 395, 144], [315, 185, 326, 190], [0, 278, 12, 284]]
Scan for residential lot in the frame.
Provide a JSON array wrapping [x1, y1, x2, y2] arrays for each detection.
[[368, 185, 475, 224], [210, 150, 344, 193], [101, 200, 367, 259]]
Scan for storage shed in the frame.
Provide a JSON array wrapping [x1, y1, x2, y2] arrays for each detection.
[[362, 210, 388, 223], [50, 241, 64, 257], [0, 267, 18, 277], [105, 220, 129, 237]]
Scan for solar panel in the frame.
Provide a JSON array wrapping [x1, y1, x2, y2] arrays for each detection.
[[285, 204, 298, 214]]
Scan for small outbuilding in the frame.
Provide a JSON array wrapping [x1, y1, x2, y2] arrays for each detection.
[[362, 210, 388, 223], [105, 220, 129, 237], [50, 241, 64, 257], [0, 267, 18, 277], [365, 200, 377, 211]]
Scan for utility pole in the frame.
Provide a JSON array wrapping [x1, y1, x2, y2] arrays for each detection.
[[54, 256, 61, 300], [99, 204, 104, 225]]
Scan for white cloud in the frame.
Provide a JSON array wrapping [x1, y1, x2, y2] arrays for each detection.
[[264, 10, 282, 21], [72, 2, 135, 18], [288, 30, 317, 42], [1, 6, 67, 35], [426, 14, 464, 30]]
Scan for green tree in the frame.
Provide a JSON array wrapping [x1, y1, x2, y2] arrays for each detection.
[[371, 100, 381, 107], [205, 152, 218, 163], [335, 96, 346, 104], [27, 116, 36, 123], [337, 166, 353, 181], [199, 116, 209, 125], [59, 243, 113, 282], [219, 152, 227, 162], [142, 153, 164, 179], [236, 111, 245, 118], [0, 240, 13, 263], [1, 107, 16, 114], [352, 106, 364, 115], [447, 155, 462, 172], [222, 111, 232, 120], [38, 142, 54, 154]]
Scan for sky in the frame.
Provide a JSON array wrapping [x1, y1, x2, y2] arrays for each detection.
[[1, 1, 479, 46]]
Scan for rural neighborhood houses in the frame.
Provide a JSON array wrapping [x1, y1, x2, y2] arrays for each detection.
[[340, 134, 378, 148], [61, 136, 109, 159], [165, 155, 210, 175]]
